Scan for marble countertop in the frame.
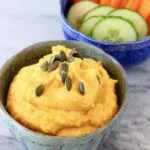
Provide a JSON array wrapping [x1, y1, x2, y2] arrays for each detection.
[[0, 0, 150, 150]]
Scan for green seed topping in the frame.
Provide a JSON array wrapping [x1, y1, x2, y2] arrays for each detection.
[[35, 84, 44, 97], [79, 81, 85, 95], [60, 50, 67, 62], [65, 76, 72, 91], [48, 61, 59, 72], [60, 63, 68, 74], [97, 75, 102, 85], [70, 48, 77, 56], [50, 55, 61, 64], [73, 52, 83, 60], [67, 56, 74, 63], [41, 61, 49, 71], [61, 72, 68, 84]]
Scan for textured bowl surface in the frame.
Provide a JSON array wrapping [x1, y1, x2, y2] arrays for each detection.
[[59, 0, 150, 66], [0, 41, 127, 150]]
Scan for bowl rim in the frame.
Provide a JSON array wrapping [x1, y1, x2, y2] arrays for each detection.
[[0, 40, 127, 143], [59, 0, 150, 48]]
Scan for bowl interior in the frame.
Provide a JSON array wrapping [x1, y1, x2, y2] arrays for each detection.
[[0, 40, 127, 133]]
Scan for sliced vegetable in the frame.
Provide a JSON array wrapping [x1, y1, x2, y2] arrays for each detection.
[[79, 16, 104, 35], [110, 0, 121, 8], [92, 17, 138, 42], [120, 0, 128, 7], [125, 0, 141, 11], [139, 0, 150, 20], [109, 9, 148, 38], [100, 0, 110, 5], [93, 0, 99, 3], [73, 0, 81, 3], [83, 6, 115, 21], [68, 0, 149, 41], [131, 0, 141, 11], [148, 15, 150, 35], [67, 1, 98, 28]]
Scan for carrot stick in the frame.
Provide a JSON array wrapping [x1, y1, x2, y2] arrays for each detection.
[[110, 0, 121, 8], [147, 15, 150, 35], [139, 0, 150, 20], [93, 0, 99, 3], [130, 0, 141, 11], [120, 0, 128, 7], [125, 0, 133, 8], [100, 0, 111, 5]]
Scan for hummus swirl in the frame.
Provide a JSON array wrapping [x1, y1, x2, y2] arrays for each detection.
[[7, 45, 118, 136]]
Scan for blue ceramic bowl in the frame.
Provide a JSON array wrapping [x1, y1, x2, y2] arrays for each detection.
[[0, 41, 127, 150], [59, 0, 150, 66]]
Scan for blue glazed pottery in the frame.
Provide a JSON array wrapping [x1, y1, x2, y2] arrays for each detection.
[[59, 0, 150, 66], [0, 41, 127, 150]]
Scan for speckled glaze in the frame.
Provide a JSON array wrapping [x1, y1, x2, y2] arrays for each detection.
[[59, 0, 150, 66], [0, 41, 127, 150]]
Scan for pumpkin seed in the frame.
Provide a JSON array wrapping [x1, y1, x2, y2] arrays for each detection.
[[73, 52, 83, 60], [65, 76, 72, 91], [70, 48, 77, 56], [97, 75, 102, 85], [70, 48, 83, 59], [41, 61, 49, 71], [67, 56, 74, 63], [48, 61, 59, 72], [61, 72, 68, 84], [60, 50, 67, 62], [60, 63, 68, 74], [35, 84, 44, 97], [50, 55, 61, 64], [79, 81, 85, 95]]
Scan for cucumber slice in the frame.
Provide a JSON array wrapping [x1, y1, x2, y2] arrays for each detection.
[[67, 1, 98, 29], [79, 16, 104, 36], [83, 6, 115, 21], [109, 9, 148, 38], [92, 17, 138, 42]]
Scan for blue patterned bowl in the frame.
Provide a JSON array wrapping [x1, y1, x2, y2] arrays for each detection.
[[0, 41, 127, 150], [59, 0, 150, 66]]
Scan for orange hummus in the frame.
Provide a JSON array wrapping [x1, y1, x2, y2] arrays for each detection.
[[7, 45, 118, 136]]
